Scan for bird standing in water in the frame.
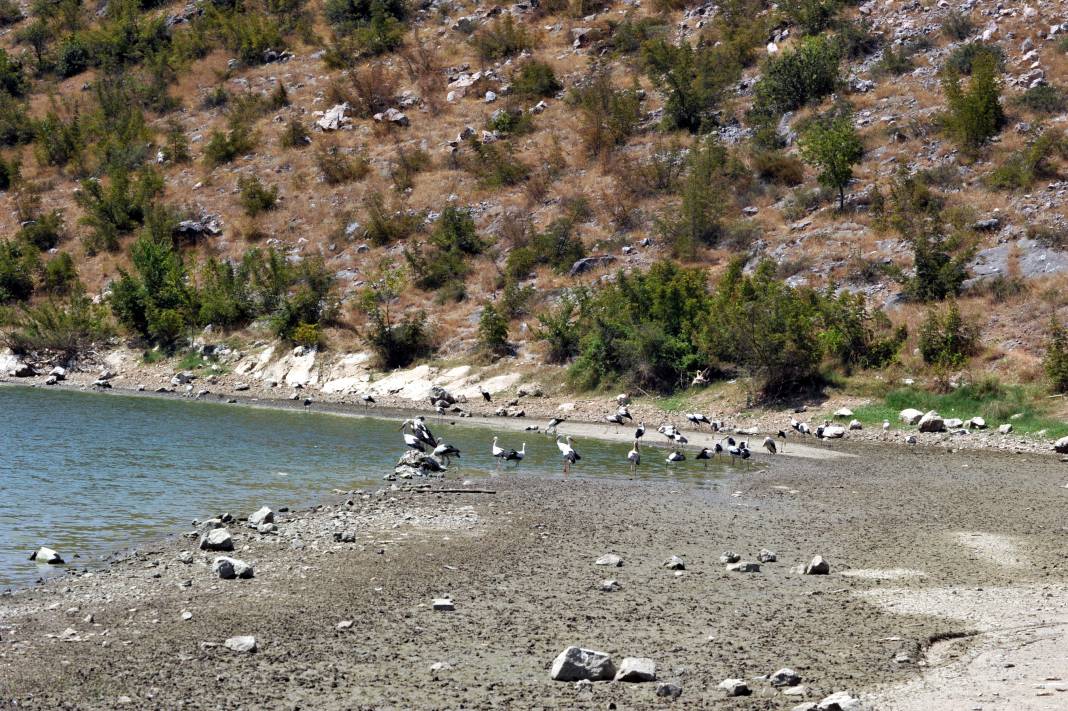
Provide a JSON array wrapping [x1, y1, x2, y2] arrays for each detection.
[[627, 440, 640, 474], [557, 436, 580, 475]]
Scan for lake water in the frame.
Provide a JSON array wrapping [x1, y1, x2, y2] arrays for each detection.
[[0, 386, 734, 589]]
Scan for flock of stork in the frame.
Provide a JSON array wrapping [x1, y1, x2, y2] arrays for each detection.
[[394, 389, 850, 476]]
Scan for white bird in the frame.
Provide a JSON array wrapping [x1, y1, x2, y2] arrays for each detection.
[[882, 420, 891, 439], [403, 432, 425, 452], [361, 394, 375, 406], [617, 405, 633, 421], [635, 422, 646, 439], [763, 436, 777, 455], [666, 450, 685, 463], [606, 413, 624, 426], [657, 424, 678, 439], [433, 442, 461, 466], [492, 436, 507, 469], [480, 386, 492, 402], [777, 429, 787, 452], [672, 432, 688, 445], [686, 412, 711, 427], [504, 443, 525, 467], [627, 440, 640, 473], [546, 417, 563, 435], [557, 436, 580, 475]]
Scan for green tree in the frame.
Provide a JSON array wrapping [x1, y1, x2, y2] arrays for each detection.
[[918, 302, 978, 367], [798, 113, 863, 210], [908, 224, 972, 302], [478, 302, 510, 356], [753, 35, 840, 115], [357, 264, 433, 368], [943, 52, 1005, 150], [1045, 317, 1068, 393], [641, 40, 730, 133]]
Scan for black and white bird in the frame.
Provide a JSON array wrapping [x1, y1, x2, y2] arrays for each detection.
[[657, 424, 679, 440], [557, 436, 580, 475], [606, 413, 625, 426], [714, 442, 723, 458], [403, 417, 438, 447], [695, 447, 713, 468], [634, 422, 646, 440], [403, 432, 426, 452], [725, 436, 737, 447], [433, 442, 461, 466], [686, 412, 711, 427], [762, 436, 777, 455], [666, 450, 686, 464], [777, 429, 788, 452], [546, 417, 564, 435], [504, 443, 526, 467], [617, 405, 633, 421], [627, 440, 640, 473], [672, 432, 688, 445], [727, 442, 744, 465], [361, 394, 376, 406], [492, 436, 508, 469], [480, 386, 492, 402]]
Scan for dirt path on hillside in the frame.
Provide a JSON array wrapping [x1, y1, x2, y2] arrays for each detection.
[[1, 444, 1066, 709]]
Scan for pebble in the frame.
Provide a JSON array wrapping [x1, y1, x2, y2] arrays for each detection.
[[726, 561, 761, 573], [758, 549, 777, 562], [212, 556, 254, 580], [804, 556, 830, 575], [550, 646, 616, 682], [664, 555, 686, 570], [181, 611, 193, 621], [656, 682, 682, 699], [600, 579, 622, 592], [817, 691, 861, 710], [223, 635, 257, 653], [771, 668, 802, 686], [336, 620, 354, 630], [720, 551, 740, 564], [432, 598, 455, 611]]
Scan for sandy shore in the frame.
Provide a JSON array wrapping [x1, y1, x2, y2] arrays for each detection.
[[3, 442, 1067, 709]]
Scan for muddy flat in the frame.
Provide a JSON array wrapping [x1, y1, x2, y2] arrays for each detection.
[[2, 443, 1067, 709]]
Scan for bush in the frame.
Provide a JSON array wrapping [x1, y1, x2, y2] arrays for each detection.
[[18, 210, 64, 250], [478, 303, 510, 356], [512, 60, 561, 98], [505, 218, 585, 279], [781, 0, 841, 36], [907, 224, 971, 302], [210, 9, 285, 66], [918, 302, 979, 367], [1014, 83, 1066, 115], [470, 15, 533, 61], [752, 149, 804, 186], [642, 39, 736, 133], [3, 291, 111, 357], [314, 143, 369, 185], [986, 129, 1068, 190], [1045, 318, 1068, 393], [389, 144, 430, 191], [0, 48, 28, 97], [0, 94, 33, 146], [835, 20, 880, 60], [279, 118, 310, 148], [77, 168, 163, 254], [238, 175, 278, 216], [0, 238, 37, 303], [362, 191, 422, 245], [942, 52, 1005, 150], [753, 36, 840, 115], [55, 36, 90, 78], [569, 68, 641, 156], [357, 265, 434, 368], [532, 295, 580, 363], [34, 104, 85, 169], [941, 10, 973, 41], [324, 0, 406, 35], [461, 139, 528, 188], [486, 107, 535, 135], [873, 44, 914, 78], [405, 207, 483, 295], [162, 120, 191, 163], [605, 12, 669, 55], [291, 322, 321, 348], [945, 42, 1004, 75], [203, 126, 255, 167], [42, 252, 78, 294], [0, 0, 22, 26]]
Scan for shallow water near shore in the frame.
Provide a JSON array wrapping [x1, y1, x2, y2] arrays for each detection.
[[0, 386, 736, 588]]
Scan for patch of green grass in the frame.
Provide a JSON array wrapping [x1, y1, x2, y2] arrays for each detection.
[[141, 349, 166, 364], [654, 392, 694, 414], [177, 352, 211, 370], [837, 383, 1068, 438]]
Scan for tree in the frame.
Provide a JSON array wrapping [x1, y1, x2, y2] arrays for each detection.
[[798, 113, 863, 210], [1045, 317, 1068, 393], [478, 303, 510, 356], [907, 224, 972, 302], [358, 264, 433, 368], [942, 51, 1005, 150], [918, 302, 979, 367]]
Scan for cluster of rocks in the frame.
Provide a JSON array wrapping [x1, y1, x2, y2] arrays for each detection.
[[719, 668, 860, 709], [899, 408, 991, 435], [550, 646, 658, 685]]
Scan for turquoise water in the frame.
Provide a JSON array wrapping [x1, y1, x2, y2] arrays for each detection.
[[0, 386, 734, 589]]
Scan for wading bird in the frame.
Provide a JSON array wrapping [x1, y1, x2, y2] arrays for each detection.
[[433, 442, 461, 466], [673, 432, 688, 445], [666, 450, 685, 464], [635, 422, 646, 440], [627, 440, 640, 473], [617, 405, 633, 421], [557, 436, 580, 475], [695, 447, 713, 468], [686, 412, 711, 427], [546, 417, 564, 435], [491, 436, 507, 469], [504, 443, 526, 467], [361, 394, 375, 407], [657, 424, 679, 440], [763, 436, 777, 455], [777, 429, 787, 452], [606, 413, 624, 427], [882, 420, 890, 439], [403, 431, 426, 452], [480, 386, 492, 402]]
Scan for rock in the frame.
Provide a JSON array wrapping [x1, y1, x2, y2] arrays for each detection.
[[248, 506, 274, 527], [998, 423, 1013, 434], [234, 383, 250, 391], [821, 425, 846, 439], [549, 646, 616, 682], [568, 255, 616, 277], [804, 555, 830, 575], [664, 555, 686, 570], [373, 108, 409, 126], [905, 435, 918, 445], [181, 611, 193, 621], [833, 408, 854, 418], [391, 449, 446, 479], [817, 692, 861, 710], [783, 685, 809, 696], [758, 549, 777, 562], [600, 579, 622, 592], [595, 553, 623, 567], [918, 410, 946, 433], [317, 102, 349, 131], [11, 363, 36, 377], [30, 546, 64, 564], [199, 528, 234, 552], [771, 668, 802, 686], [171, 371, 195, 385], [944, 418, 964, 429], [848, 419, 863, 430], [212, 556, 253, 579], [429, 386, 456, 404], [967, 417, 987, 429], [793, 705, 819, 711], [656, 682, 683, 699], [718, 678, 751, 696], [1054, 436, 1068, 454], [336, 620, 354, 630], [49, 366, 67, 380], [973, 217, 1000, 231], [899, 408, 924, 425], [176, 550, 194, 564], [257, 522, 277, 534], [719, 551, 740, 564], [615, 657, 656, 682], [223, 635, 257, 653], [726, 561, 761, 573], [432, 598, 454, 611]]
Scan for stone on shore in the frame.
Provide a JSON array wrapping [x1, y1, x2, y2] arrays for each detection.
[[966, 417, 987, 429], [998, 423, 1013, 434], [199, 528, 234, 551], [793, 705, 819, 711], [391, 450, 446, 480], [833, 408, 853, 418], [804, 556, 830, 575], [30, 546, 64, 564], [720, 551, 740, 564], [600, 579, 622, 592], [771, 668, 802, 686], [224, 635, 257, 653], [656, 682, 683, 699], [758, 549, 777, 562], [614, 657, 656, 682], [549, 646, 615, 682], [726, 561, 761, 573], [595, 553, 623, 567], [944, 418, 964, 429], [212, 556, 254, 579], [249, 506, 274, 527], [432, 598, 455, 611], [718, 678, 751, 696], [918, 410, 945, 433], [664, 555, 686, 570], [817, 691, 862, 710], [899, 408, 923, 425]]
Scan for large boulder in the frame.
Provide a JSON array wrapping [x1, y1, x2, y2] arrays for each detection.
[[817, 691, 862, 710], [390, 450, 446, 480], [804, 555, 830, 575], [918, 410, 946, 433], [199, 528, 234, 552], [966, 417, 987, 429], [224, 635, 257, 652], [899, 408, 924, 425], [833, 408, 854, 419], [213, 556, 254, 579], [944, 418, 964, 429], [248, 507, 274, 527], [550, 646, 616, 682], [10, 363, 36, 377], [568, 255, 615, 277], [429, 386, 456, 405]]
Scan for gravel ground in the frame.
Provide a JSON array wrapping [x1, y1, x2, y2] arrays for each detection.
[[3, 443, 1068, 709]]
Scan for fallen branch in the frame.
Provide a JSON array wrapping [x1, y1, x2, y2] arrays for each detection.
[[410, 488, 497, 494]]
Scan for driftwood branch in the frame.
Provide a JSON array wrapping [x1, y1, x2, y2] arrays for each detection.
[[410, 488, 497, 494]]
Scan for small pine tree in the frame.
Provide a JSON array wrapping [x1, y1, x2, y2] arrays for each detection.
[[478, 303, 510, 356], [918, 302, 979, 367], [1045, 317, 1068, 393], [798, 113, 864, 210], [943, 52, 1005, 150]]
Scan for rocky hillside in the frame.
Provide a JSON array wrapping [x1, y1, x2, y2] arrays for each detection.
[[1, 0, 1068, 397]]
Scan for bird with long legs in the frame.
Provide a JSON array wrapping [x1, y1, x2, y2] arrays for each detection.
[[695, 447, 713, 468], [634, 422, 646, 440], [762, 436, 777, 455], [627, 440, 640, 475], [504, 443, 525, 468], [557, 436, 580, 475], [546, 417, 564, 436], [433, 442, 461, 466], [491, 436, 508, 470], [666, 450, 686, 464]]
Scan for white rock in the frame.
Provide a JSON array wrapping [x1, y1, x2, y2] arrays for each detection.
[[719, 678, 751, 696], [432, 598, 455, 611], [726, 561, 761, 573], [804, 556, 830, 575], [1054, 436, 1068, 454], [817, 691, 862, 710], [248, 506, 274, 527], [848, 419, 863, 430], [999, 423, 1013, 434], [771, 668, 802, 686], [615, 657, 656, 682], [967, 417, 987, 429], [899, 408, 924, 425], [944, 418, 964, 429], [224, 635, 257, 653], [918, 410, 946, 433], [595, 553, 623, 567], [212, 556, 253, 579], [199, 528, 234, 552], [550, 646, 616, 682], [833, 408, 854, 418]]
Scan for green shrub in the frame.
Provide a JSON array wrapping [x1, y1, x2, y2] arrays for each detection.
[[291, 322, 321, 348], [55, 35, 90, 78], [357, 265, 434, 368], [0, 154, 18, 190], [605, 12, 669, 55], [42, 251, 78, 294], [279, 118, 310, 148], [77, 168, 164, 254], [324, 0, 406, 34], [0, 238, 38, 303], [1013, 83, 1066, 115], [18, 210, 64, 250], [462, 139, 528, 188], [316, 143, 370, 185], [478, 302, 510, 356], [508, 219, 585, 279], [918, 302, 979, 367], [203, 126, 255, 167], [162, 119, 191, 163], [942, 52, 1005, 150], [986, 129, 1068, 190], [834, 20, 880, 60], [907, 224, 971, 302], [753, 35, 840, 115], [642, 39, 735, 133], [362, 191, 422, 245], [0, 48, 28, 97], [941, 10, 973, 41], [486, 107, 535, 135], [209, 9, 285, 66], [404, 206, 483, 296], [0, 0, 22, 26], [202, 86, 231, 110], [1045, 317, 1068, 393], [389, 144, 430, 191], [470, 15, 533, 62], [238, 175, 278, 216], [798, 112, 864, 210], [269, 256, 337, 342], [34, 104, 85, 169], [569, 68, 641, 156], [512, 60, 561, 98], [872, 44, 914, 78], [532, 295, 580, 363], [781, 0, 841, 36], [0, 94, 34, 146], [3, 291, 111, 357], [945, 42, 1004, 75]]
